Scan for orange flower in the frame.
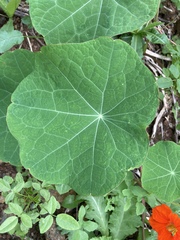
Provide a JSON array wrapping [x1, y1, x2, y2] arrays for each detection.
[[149, 204, 180, 240]]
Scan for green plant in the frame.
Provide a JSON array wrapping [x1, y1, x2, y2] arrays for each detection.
[[1, 0, 180, 239], [1, 0, 160, 196], [0, 0, 21, 18], [0, 0, 23, 53], [0, 170, 155, 240], [0, 171, 60, 238], [56, 172, 158, 239], [171, 0, 180, 10], [0, 19, 23, 53]]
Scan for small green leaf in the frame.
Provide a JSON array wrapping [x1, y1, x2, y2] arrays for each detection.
[[162, 68, 170, 77], [24, 180, 32, 188], [78, 205, 86, 224], [146, 194, 158, 208], [136, 202, 146, 215], [39, 189, 50, 201], [71, 230, 89, 240], [32, 182, 41, 190], [169, 64, 180, 79], [176, 79, 180, 94], [0, 179, 11, 192], [171, 0, 180, 10], [9, 202, 23, 216], [12, 182, 24, 193], [62, 195, 82, 209], [3, 176, 13, 184], [56, 214, 80, 231], [146, 28, 169, 44], [4, 207, 13, 214], [91, 237, 112, 240], [14, 224, 28, 237], [5, 191, 15, 203], [122, 189, 133, 198], [39, 215, 53, 233], [0, 19, 23, 53], [22, 16, 33, 29], [83, 221, 98, 232], [140, 21, 162, 32], [3, 0, 21, 17], [15, 172, 24, 183], [20, 213, 32, 229], [0, 216, 18, 233], [130, 186, 147, 198], [157, 77, 173, 88], [45, 196, 60, 214], [131, 34, 144, 58], [27, 212, 39, 221], [55, 184, 71, 194]]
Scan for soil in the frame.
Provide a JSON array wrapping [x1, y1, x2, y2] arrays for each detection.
[[0, 0, 180, 239]]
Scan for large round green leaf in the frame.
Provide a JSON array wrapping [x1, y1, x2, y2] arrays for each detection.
[[29, 0, 160, 44], [0, 50, 35, 165], [142, 141, 180, 202], [7, 37, 158, 195]]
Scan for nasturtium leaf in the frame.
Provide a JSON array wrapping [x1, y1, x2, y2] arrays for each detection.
[[0, 19, 23, 53], [7, 37, 158, 195], [142, 141, 180, 202], [29, 0, 160, 44], [0, 49, 35, 165]]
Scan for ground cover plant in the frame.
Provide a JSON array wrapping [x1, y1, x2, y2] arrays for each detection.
[[0, 0, 180, 239]]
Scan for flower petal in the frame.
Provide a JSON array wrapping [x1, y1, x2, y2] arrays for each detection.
[[151, 204, 172, 223]]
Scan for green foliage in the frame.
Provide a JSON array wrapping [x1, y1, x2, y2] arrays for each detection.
[[171, 0, 180, 10], [0, 0, 21, 17], [1, 0, 180, 239], [56, 173, 152, 240], [21, 16, 33, 29], [0, 50, 35, 165], [0, 19, 23, 53], [6, 37, 158, 195], [145, 28, 169, 44], [156, 63, 180, 90], [28, 0, 160, 44], [119, 21, 168, 58], [142, 141, 180, 202], [0, 171, 60, 237]]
